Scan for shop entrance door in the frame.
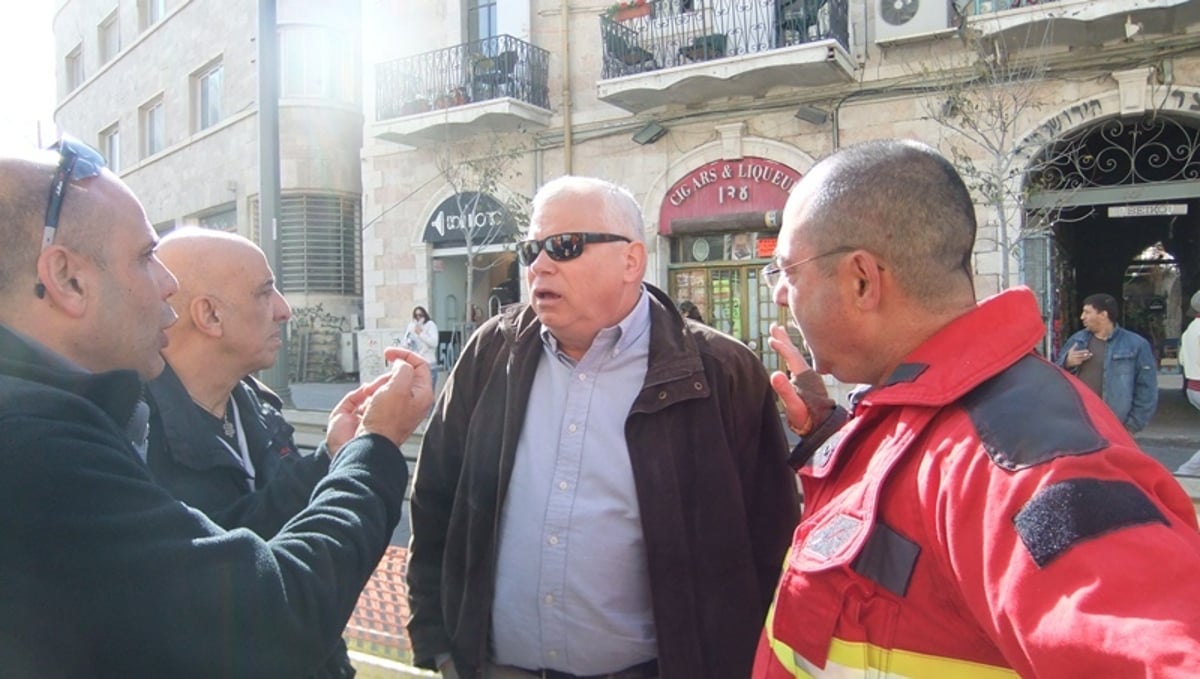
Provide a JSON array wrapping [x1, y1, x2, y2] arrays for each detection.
[[669, 264, 791, 373]]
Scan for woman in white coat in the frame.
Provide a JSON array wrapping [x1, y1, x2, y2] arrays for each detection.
[[404, 306, 440, 390]]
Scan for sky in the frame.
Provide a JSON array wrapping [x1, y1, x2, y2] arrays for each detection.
[[0, 1, 57, 148]]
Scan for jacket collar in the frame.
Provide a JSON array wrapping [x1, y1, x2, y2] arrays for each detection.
[[0, 324, 144, 432], [863, 286, 1046, 409], [147, 362, 285, 472], [497, 283, 706, 390]]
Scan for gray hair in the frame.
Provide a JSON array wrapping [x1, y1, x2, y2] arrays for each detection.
[[532, 176, 644, 242]]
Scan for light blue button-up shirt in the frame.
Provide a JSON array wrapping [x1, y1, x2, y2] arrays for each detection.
[[490, 290, 657, 674]]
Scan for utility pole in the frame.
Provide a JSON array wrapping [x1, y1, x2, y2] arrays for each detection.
[[257, 0, 291, 405]]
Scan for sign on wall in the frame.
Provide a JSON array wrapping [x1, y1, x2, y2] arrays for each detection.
[[659, 157, 801, 235], [423, 191, 518, 245]]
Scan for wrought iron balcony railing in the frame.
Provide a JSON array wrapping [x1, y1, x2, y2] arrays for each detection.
[[968, 0, 1062, 14], [600, 0, 848, 79], [376, 34, 550, 121]]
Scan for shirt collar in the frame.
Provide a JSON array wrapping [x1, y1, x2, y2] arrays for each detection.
[[540, 286, 650, 364]]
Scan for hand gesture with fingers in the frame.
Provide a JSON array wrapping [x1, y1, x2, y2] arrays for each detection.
[[767, 323, 834, 437], [326, 347, 433, 454]]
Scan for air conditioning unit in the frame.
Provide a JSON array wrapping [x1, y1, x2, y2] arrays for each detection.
[[875, 0, 949, 42]]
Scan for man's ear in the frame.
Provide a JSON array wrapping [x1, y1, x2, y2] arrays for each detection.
[[624, 240, 647, 283], [35, 246, 90, 318], [190, 296, 224, 337], [846, 250, 884, 310]]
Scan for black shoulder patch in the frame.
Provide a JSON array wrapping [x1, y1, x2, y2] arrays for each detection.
[[960, 355, 1107, 470], [1014, 478, 1168, 568], [852, 521, 921, 597], [885, 363, 928, 386]]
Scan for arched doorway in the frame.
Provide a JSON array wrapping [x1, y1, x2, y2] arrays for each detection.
[[1024, 113, 1200, 363]]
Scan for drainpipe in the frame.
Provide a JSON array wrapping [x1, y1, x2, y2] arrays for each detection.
[[560, 0, 573, 172]]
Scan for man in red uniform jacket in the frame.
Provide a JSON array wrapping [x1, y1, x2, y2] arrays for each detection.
[[754, 139, 1200, 678]]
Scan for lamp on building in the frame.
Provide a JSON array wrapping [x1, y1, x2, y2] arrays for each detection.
[[793, 105, 829, 125], [631, 121, 668, 145]]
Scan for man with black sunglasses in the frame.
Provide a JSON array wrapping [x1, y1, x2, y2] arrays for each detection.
[[0, 143, 431, 676], [407, 176, 799, 679]]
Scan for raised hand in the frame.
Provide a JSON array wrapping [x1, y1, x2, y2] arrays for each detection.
[[326, 347, 433, 454], [767, 322, 833, 437]]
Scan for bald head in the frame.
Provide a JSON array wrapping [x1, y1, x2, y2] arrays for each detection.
[[788, 139, 977, 309], [158, 228, 291, 380], [158, 229, 265, 315]]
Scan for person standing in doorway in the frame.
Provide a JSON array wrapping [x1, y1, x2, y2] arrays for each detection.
[[405, 305, 440, 389], [1056, 292, 1158, 432]]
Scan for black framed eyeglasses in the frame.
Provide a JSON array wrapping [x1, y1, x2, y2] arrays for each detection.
[[42, 136, 108, 251], [515, 232, 631, 266]]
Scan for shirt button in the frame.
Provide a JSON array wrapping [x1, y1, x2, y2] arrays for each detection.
[[544, 594, 554, 604], [578, 374, 587, 382], [548, 650, 558, 658], [568, 423, 578, 433], [548, 535, 559, 545], [558, 481, 568, 490]]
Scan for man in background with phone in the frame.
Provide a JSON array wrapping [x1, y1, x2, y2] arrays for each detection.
[[1056, 292, 1158, 432]]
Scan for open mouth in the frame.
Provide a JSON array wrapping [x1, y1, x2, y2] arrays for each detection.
[[533, 290, 562, 302]]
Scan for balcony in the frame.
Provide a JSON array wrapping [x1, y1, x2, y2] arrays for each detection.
[[597, 0, 854, 113], [373, 34, 552, 146], [966, 0, 1200, 48]]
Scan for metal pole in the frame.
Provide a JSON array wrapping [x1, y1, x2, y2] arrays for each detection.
[[257, 0, 292, 405]]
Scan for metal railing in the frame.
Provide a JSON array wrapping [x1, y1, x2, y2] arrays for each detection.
[[600, 0, 848, 79], [969, 0, 1061, 14], [376, 34, 550, 121]]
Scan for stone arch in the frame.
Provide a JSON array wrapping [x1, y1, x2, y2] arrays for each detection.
[[639, 123, 819, 284]]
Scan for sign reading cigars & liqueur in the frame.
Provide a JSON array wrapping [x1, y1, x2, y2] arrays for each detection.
[[659, 157, 802, 235]]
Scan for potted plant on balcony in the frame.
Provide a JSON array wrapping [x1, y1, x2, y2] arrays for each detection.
[[606, 0, 652, 22]]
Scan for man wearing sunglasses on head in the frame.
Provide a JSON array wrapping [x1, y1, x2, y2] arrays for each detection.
[[407, 176, 798, 679], [0, 141, 431, 677]]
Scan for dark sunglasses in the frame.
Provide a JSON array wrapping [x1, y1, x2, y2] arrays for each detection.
[[42, 136, 107, 250], [35, 136, 108, 298], [515, 232, 631, 266]]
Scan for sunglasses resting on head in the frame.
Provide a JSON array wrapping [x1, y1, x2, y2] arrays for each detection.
[[515, 232, 630, 266], [35, 136, 109, 298]]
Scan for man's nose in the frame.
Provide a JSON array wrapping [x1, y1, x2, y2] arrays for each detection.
[[275, 291, 292, 322], [772, 279, 789, 308]]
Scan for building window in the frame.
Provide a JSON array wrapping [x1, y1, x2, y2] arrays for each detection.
[[280, 26, 355, 103], [100, 124, 120, 172], [140, 0, 166, 30], [99, 10, 121, 64], [467, 0, 498, 43], [194, 60, 223, 131], [140, 97, 165, 157], [251, 193, 362, 295], [65, 44, 84, 91], [190, 204, 238, 232]]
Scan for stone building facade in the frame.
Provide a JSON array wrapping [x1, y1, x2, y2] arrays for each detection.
[[360, 0, 1200, 379], [52, 0, 365, 338]]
